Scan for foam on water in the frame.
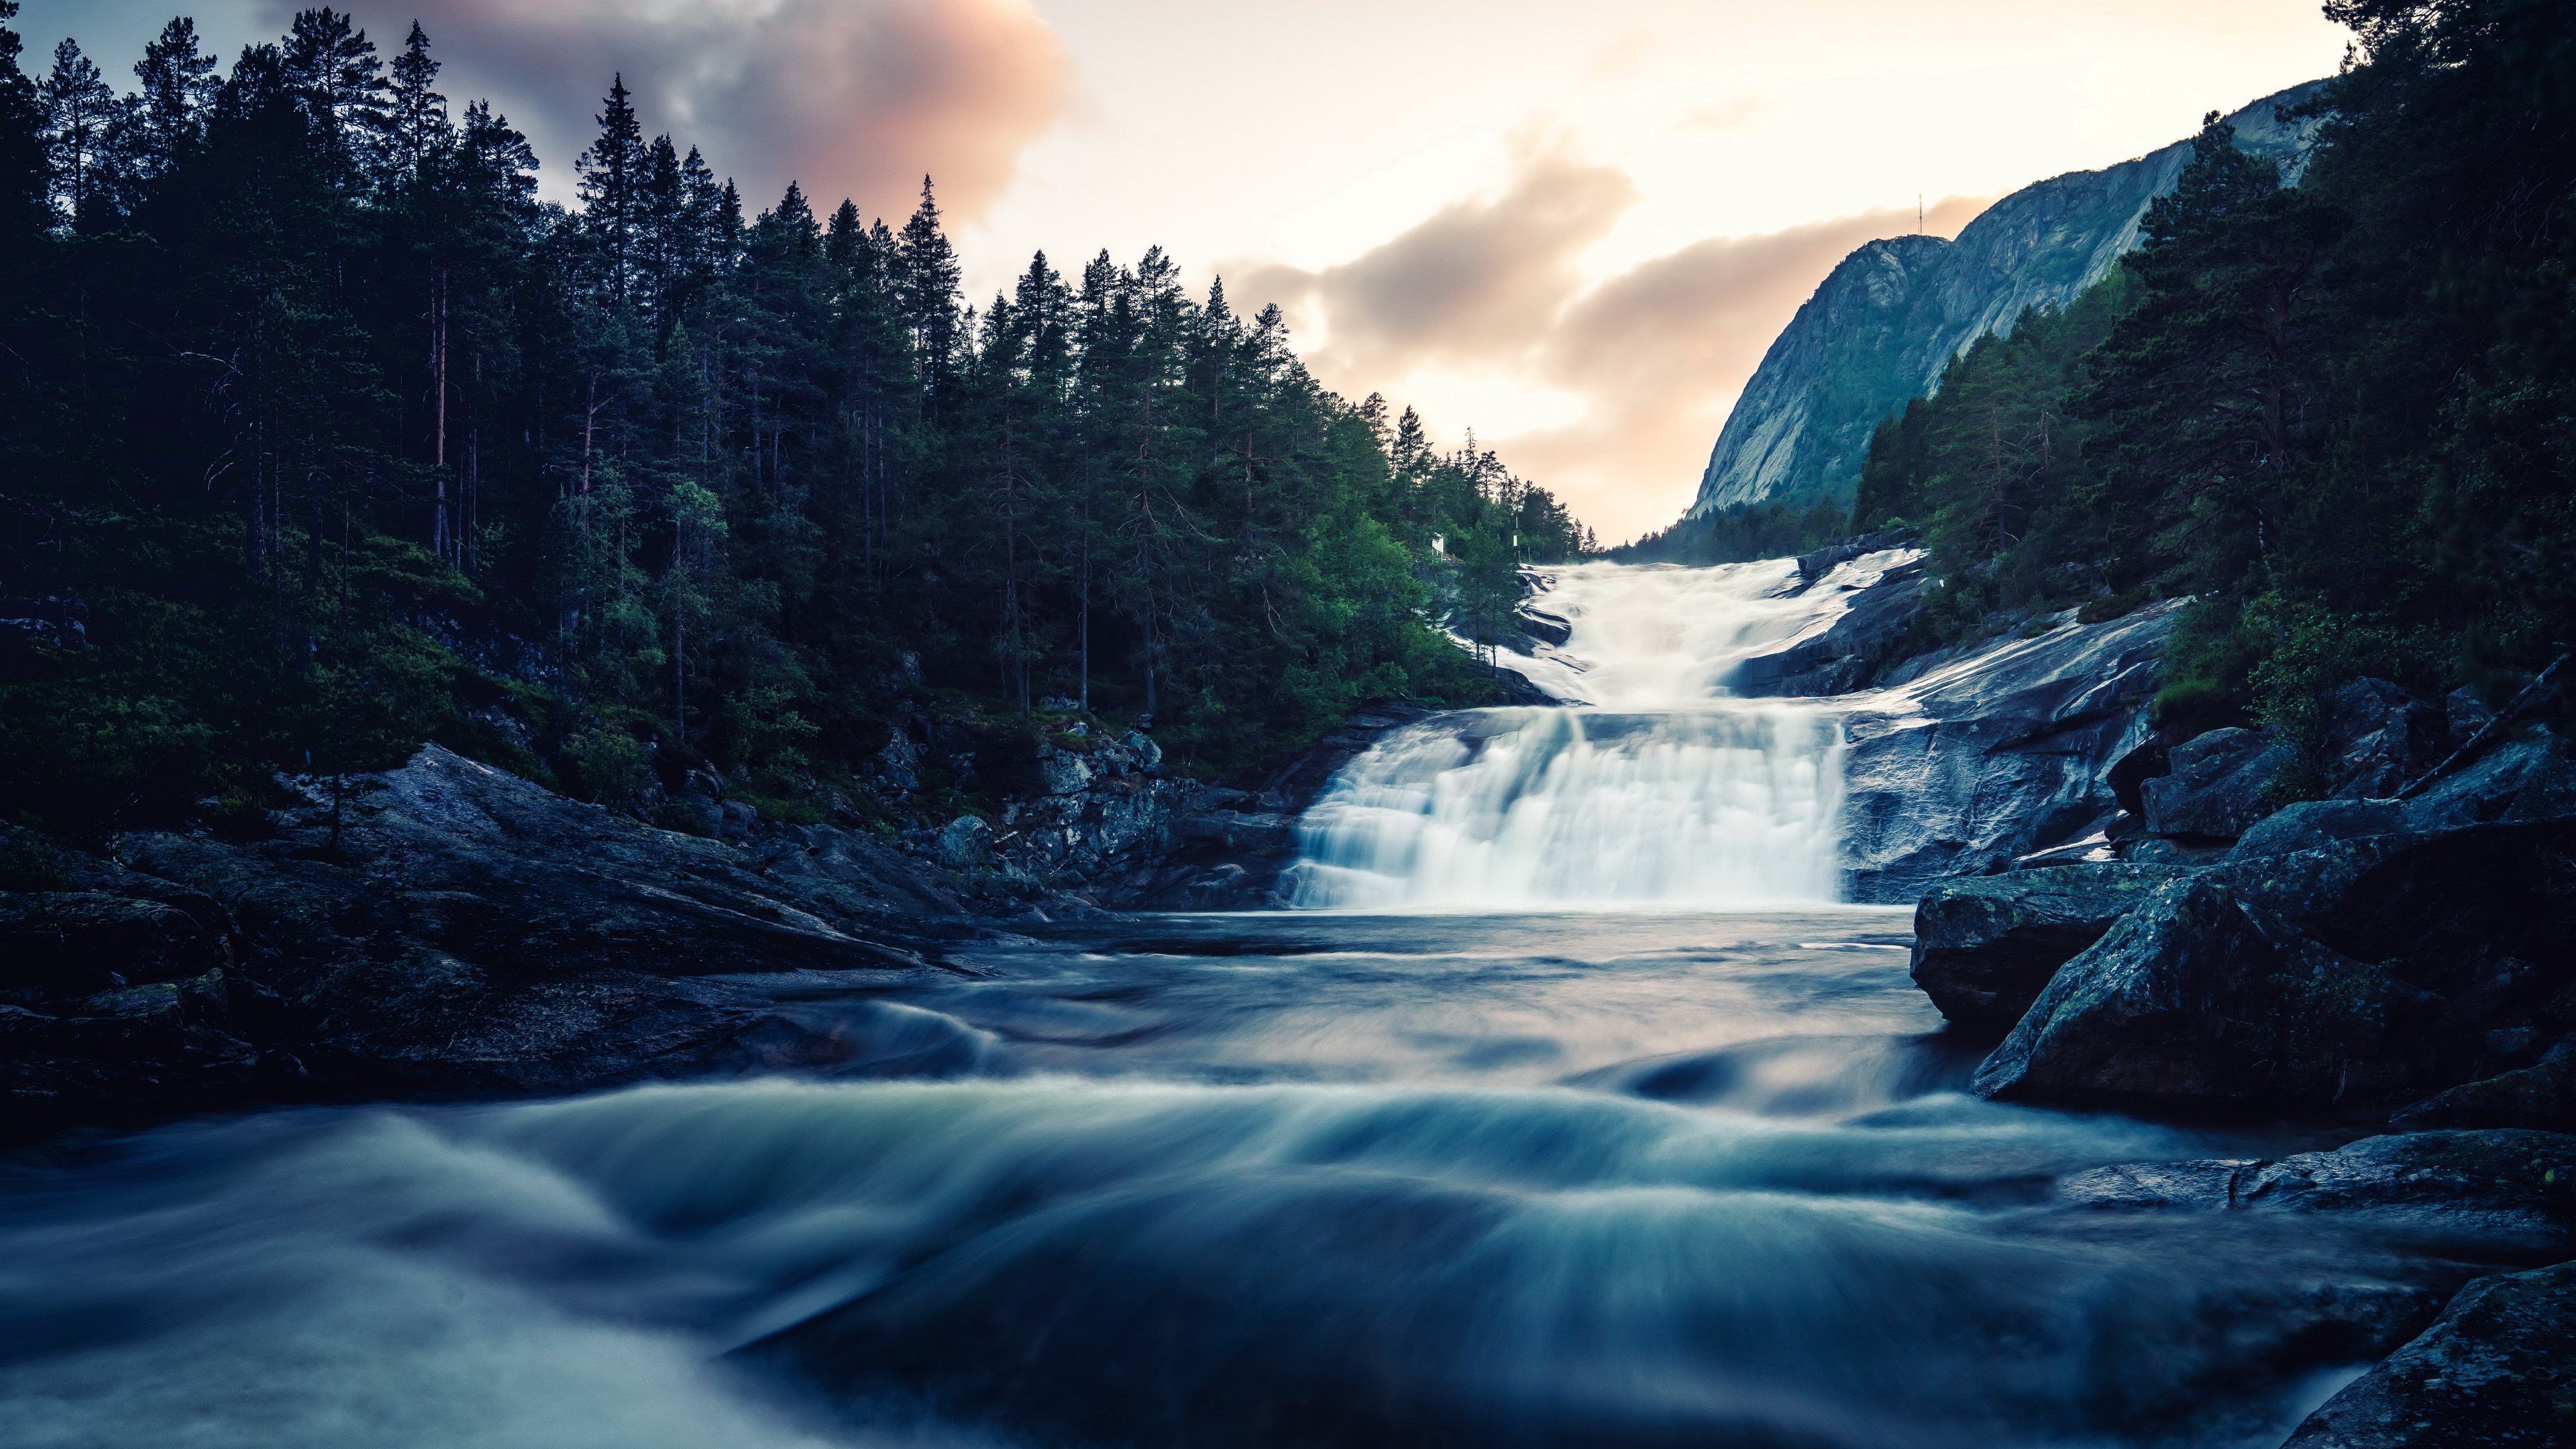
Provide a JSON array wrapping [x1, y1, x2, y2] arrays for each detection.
[[1289, 558, 1902, 908]]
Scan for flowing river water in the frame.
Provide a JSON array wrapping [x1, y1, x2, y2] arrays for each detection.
[[0, 562, 2517, 1448]]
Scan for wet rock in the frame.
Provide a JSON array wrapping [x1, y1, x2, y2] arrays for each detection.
[[1733, 548, 1927, 698], [1841, 599, 2183, 900], [1178, 810, 1297, 855], [2283, 1259, 2576, 1447], [751, 826, 968, 917], [2125, 837, 2235, 865], [1793, 526, 1920, 584], [2106, 727, 2190, 815], [1908, 863, 2194, 1030], [935, 816, 993, 868], [1515, 606, 1572, 647], [2403, 733, 2576, 831], [1972, 877, 2418, 1111], [2140, 727, 2290, 840], [2057, 1130, 2576, 1244]]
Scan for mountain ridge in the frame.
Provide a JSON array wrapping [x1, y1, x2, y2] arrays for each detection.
[[1684, 78, 2332, 522]]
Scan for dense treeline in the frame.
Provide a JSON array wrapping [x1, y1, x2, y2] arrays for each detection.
[[1851, 0, 2574, 780], [0, 4, 1593, 836], [1609, 498, 1849, 567]]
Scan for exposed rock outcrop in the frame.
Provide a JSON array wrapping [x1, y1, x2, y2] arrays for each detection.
[[1839, 598, 2183, 900], [1, 745, 1002, 1143], [1687, 82, 2326, 518], [2392, 1041, 2576, 1135], [1932, 745, 2576, 1114], [2284, 1260, 2576, 1447], [1732, 547, 1929, 698]]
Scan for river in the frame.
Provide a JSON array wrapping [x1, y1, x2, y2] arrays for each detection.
[[0, 561, 2510, 1448]]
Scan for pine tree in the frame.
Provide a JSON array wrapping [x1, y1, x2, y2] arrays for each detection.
[[2083, 113, 2349, 594], [280, 7, 384, 194], [379, 20, 445, 185], [129, 17, 217, 177], [36, 38, 115, 225]]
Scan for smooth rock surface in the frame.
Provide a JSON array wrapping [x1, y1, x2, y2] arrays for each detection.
[[1733, 549, 1929, 698], [2284, 1259, 2576, 1446], [1839, 598, 2181, 900]]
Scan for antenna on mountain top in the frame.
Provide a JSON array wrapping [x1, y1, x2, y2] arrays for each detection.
[[1917, 195, 1923, 234]]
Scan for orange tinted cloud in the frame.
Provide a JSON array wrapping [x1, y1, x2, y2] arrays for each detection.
[[1508, 195, 1989, 537], [1242, 150, 1986, 541], [1249, 141, 1639, 380], [374, 0, 1067, 222]]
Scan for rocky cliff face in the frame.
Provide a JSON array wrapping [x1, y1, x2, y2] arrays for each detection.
[[1687, 80, 2328, 519]]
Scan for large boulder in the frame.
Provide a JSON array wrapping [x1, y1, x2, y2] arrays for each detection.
[[2323, 676, 2445, 800], [2284, 1259, 2576, 1447], [0, 890, 229, 996], [2139, 727, 2290, 839], [1908, 863, 2194, 1030], [1972, 877, 2420, 1110], [1961, 813, 2576, 1114]]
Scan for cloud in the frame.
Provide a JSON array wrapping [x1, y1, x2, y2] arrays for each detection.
[[1250, 139, 1639, 381], [287, 0, 1069, 222], [1242, 154, 1988, 542], [1673, 95, 1768, 133], [1502, 195, 1987, 537], [1585, 26, 1658, 80]]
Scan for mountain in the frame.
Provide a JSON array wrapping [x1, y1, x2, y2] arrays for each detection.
[[1684, 80, 2330, 521]]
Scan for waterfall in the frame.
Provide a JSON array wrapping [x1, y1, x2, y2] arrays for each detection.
[[1285, 557, 1895, 909]]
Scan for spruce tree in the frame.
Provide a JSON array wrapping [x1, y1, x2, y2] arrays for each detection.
[[576, 74, 645, 302], [897, 176, 960, 412], [36, 38, 115, 225], [380, 20, 445, 184]]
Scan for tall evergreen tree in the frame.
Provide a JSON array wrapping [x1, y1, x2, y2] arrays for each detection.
[[36, 38, 115, 225], [576, 74, 645, 302], [129, 17, 218, 178]]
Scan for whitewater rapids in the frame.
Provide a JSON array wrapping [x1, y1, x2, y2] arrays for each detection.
[[1286, 557, 1907, 908]]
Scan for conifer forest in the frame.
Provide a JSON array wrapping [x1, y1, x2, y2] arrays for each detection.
[[0, 3, 1594, 837]]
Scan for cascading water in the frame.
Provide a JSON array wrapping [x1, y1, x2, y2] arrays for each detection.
[[1285, 557, 1904, 909]]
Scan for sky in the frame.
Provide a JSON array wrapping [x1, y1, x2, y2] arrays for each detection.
[[23, 0, 2354, 541]]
